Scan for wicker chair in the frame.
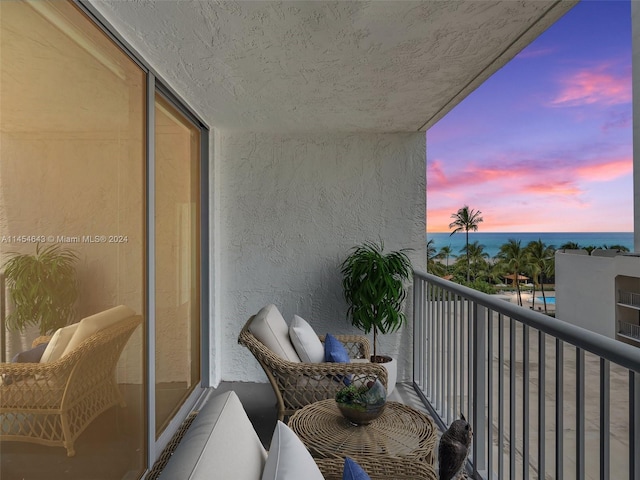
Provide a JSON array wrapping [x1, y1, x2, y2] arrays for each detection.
[[238, 314, 388, 422], [0, 314, 142, 456], [315, 457, 438, 480]]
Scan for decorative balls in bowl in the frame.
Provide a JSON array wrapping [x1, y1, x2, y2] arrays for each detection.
[[335, 377, 387, 425]]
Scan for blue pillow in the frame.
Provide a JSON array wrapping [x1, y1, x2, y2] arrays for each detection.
[[324, 333, 350, 363], [343, 457, 371, 480], [12, 342, 48, 363], [2, 342, 49, 386]]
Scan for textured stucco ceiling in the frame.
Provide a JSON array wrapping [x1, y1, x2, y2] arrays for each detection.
[[89, 0, 577, 133]]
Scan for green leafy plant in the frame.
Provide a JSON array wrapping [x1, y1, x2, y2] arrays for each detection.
[[3, 243, 79, 335], [336, 381, 384, 411], [340, 241, 412, 360], [335, 384, 367, 407]]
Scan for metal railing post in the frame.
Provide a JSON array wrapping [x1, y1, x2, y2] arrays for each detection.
[[472, 302, 487, 477], [413, 275, 426, 390]]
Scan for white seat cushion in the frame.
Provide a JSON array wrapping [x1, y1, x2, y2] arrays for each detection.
[[40, 323, 79, 363], [158, 391, 267, 480], [289, 315, 324, 363], [249, 304, 300, 362], [261, 421, 325, 480], [61, 305, 136, 358]]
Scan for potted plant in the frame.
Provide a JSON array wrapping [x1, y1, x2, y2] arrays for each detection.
[[3, 243, 79, 336], [340, 241, 412, 394]]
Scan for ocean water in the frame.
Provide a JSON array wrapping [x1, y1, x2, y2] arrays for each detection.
[[427, 232, 634, 259]]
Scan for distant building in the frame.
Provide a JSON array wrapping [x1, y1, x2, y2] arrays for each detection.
[[556, 251, 640, 345]]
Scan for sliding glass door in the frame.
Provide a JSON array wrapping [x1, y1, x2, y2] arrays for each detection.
[[154, 94, 201, 437], [0, 1, 146, 478], [0, 1, 206, 478]]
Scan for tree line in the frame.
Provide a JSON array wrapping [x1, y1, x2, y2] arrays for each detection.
[[427, 205, 630, 314]]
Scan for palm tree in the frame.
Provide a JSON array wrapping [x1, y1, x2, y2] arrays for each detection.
[[560, 241, 581, 250], [602, 244, 630, 252], [436, 245, 454, 272], [489, 261, 508, 286], [427, 239, 437, 262], [524, 260, 540, 310], [461, 240, 489, 282], [449, 205, 483, 282], [526, 239, 555, 313], [427, 239, 444, 276], [497, 239, 527, 306]]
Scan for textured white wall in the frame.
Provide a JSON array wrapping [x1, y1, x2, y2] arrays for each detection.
[[555, 252, 617, 338], [215, 132, 426, 383]]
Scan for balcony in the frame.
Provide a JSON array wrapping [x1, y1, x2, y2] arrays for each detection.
[[618, 290, 640, 344], [618, 321, 640, 343], [151, 271, 640, 479], [618, 291, 640, 309], [413, 271, 640, 479]]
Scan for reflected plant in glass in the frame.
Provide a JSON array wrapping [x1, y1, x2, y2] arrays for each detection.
[[3, 243, 79, 335]]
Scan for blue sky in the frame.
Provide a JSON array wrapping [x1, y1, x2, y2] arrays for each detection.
[[427, 0, 632, 232]]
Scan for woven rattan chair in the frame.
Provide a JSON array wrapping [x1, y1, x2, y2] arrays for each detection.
[[0, 314, 141, 456], [315, 457, 438, 480], [238, 315, 387, 421]]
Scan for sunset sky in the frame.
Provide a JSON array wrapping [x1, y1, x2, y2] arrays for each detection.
[[426, 0, 633, 233]]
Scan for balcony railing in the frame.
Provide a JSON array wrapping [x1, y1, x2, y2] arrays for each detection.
[[412, 271, 640, 480], [618, 321, 640, 341], [619, 290, 640, 309]]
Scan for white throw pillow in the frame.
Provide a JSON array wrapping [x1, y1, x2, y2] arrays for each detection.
[[249, 304, 300, 362], [157, 391, 267, 480], [289, 315, 324, 363], [40, 323, 80, 363], [61, 305, 136, 358], [261, 421, 325, 480]]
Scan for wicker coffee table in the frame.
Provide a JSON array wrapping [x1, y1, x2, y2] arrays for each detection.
[[288, 399, 437, 466]]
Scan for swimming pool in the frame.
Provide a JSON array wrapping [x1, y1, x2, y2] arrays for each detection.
[[535, 296, 555, 305]]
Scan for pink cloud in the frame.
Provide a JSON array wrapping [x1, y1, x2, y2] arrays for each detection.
[[465, 167, 512, 183], [427, 203, 566, 233], [550, 64, 631, 107], [463, 161, 547, 189], [427, 160, 449, 188], [522, 180, 583, 197], [428, 161, 548, 196], [576, 157, 632, 181], [427, 151, 633, 233]]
